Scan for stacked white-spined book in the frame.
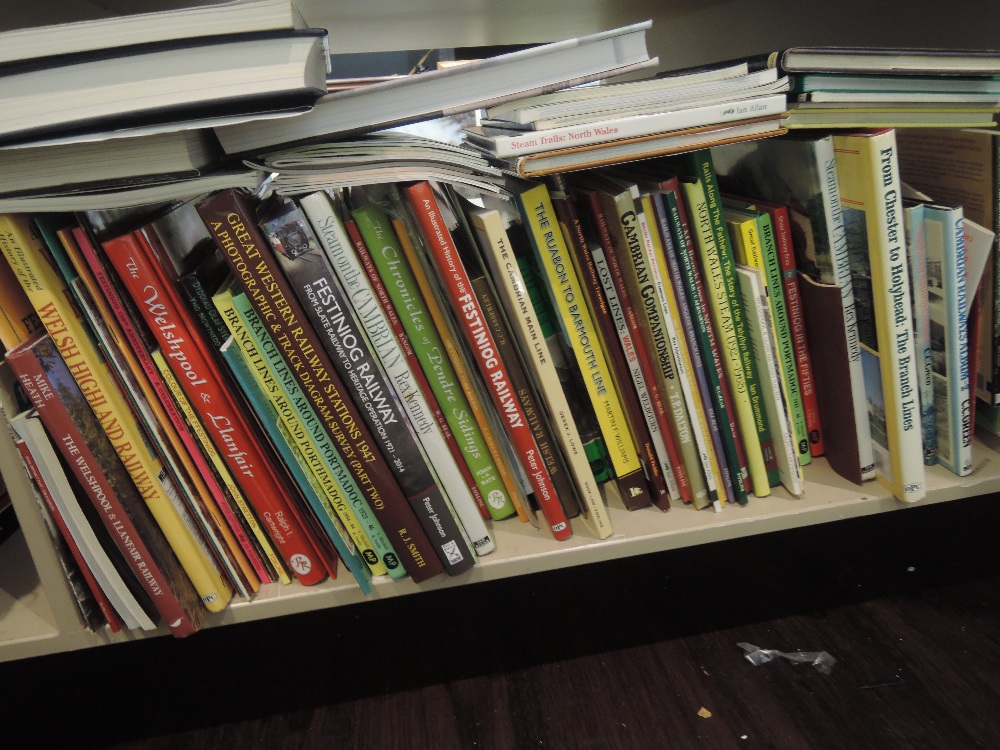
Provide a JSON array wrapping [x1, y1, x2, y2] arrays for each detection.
[[0, 0, 328, 204], [463, 56, 790, 176]]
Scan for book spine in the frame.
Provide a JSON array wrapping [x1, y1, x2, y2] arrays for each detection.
[[197, 189, 444, 581], [736, 266, 803, 496], [767, 203, 825, 458], [549, 182, 666, 510], [479, 93, 788, 157], [65, 225, 265, 592], [58, 226, 267, 597], [665, 185, 751, 499], [150, 346, 287, 585], [261, 200, 475, 576], [10, 412, 125, 633], [604, 185, 709, 508], [216, 336, 378, 593], [0, 252, 40, 351], [0, 215, 233, 612], [748, 208, 811, 467], [816, 137, 876, 480], [576, 187, 690, 502], [8, 335, 207, 635], [470, 271, 585, 520], [298, 192, 493, 558], [215, 287, 390, 580], [469, 208, 613, 537], [516, 182, 653, 510], [833, 131, 925, 502], [387, 206, 532, 524], [101, 229, 328, 585], [404, 181, 571, 540], [226, 291, 400, 578], [652, 192, 748, 507], [905, 203, 937, 466], [924, 204, 972, 476]]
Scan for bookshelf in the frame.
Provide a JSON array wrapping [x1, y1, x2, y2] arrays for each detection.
[[1, 0, 999, 663]]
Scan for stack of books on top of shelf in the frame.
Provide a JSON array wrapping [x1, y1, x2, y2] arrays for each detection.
[[774, 46, 1000, 129], [0, 0, 332, 203], [0, 7, 660, 213], [461, 56, 791, 177]]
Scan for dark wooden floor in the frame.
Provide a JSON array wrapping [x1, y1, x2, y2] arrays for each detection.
[[4, 493, 1000, 749]]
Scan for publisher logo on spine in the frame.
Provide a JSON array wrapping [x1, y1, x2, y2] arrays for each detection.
[[487, 489, 507, 510], [289, 554, 313, 576]]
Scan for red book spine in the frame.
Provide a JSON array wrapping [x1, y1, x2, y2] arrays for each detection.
[[14, 434, 124, 633], [70, 226, 273, 585], [8, 334, 202, 636], [766, 204, 825, 457], [101, 230, 327, 586], [345, 217, 491, 519], [196, 189, 444, 582], [404, 181, 571, 541]]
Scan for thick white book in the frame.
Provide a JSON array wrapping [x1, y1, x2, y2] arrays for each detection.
[[0, 0, 302, 65], [466, 93, 787, 157], [1, 28, 329, 144]]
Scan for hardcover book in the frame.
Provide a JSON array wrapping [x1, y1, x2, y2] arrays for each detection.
[[833, 129, 925, 502]]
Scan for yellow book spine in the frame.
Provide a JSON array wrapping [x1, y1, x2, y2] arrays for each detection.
[[641, 194, 727, 509], [0, 213, 233, 610], [0, 254, 40, 351], [393, 216, 532, 524], [680, 181, 771, 497], [213, 286, 388, 577], [151, 349, 291, 586], [520, 183, 644, 481]]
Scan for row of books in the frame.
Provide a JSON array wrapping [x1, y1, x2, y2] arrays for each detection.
[[2, 119, 986, 636]]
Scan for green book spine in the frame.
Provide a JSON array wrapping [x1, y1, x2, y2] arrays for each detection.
[[681, 149, 779, 489], [351, 200, 518, 521]]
